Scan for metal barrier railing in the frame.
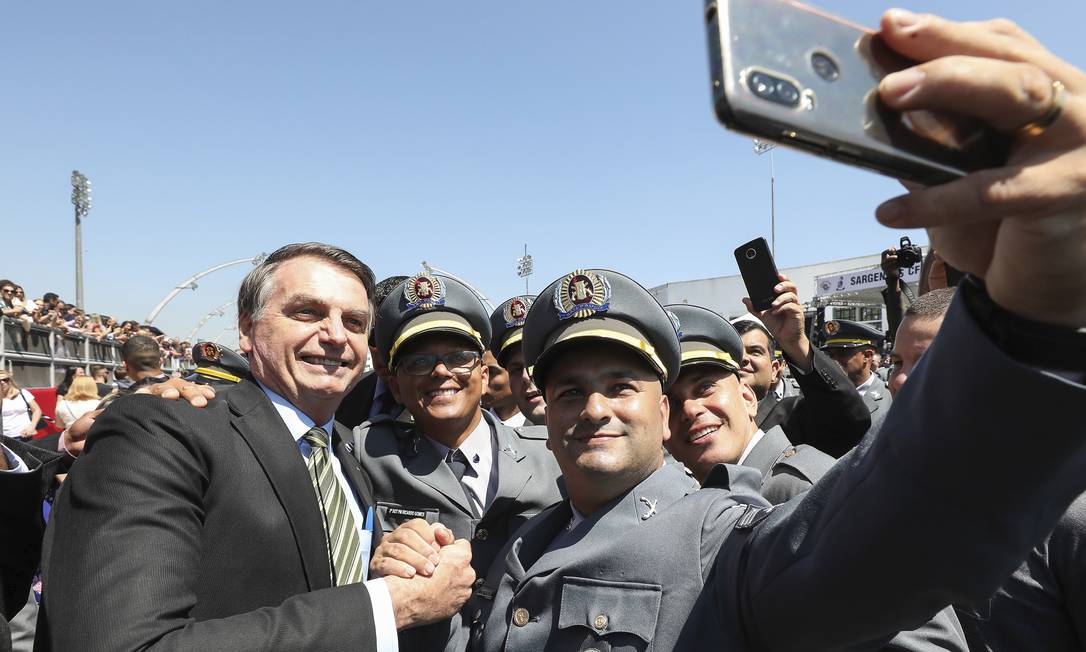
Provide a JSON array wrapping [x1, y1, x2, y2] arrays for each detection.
[[1, 317, 191, 387]]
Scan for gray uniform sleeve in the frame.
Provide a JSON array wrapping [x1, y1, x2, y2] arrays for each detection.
[[690, 295, 1086, 651]]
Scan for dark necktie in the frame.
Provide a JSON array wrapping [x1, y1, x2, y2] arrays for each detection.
[[302, 427, 365, 586], [445, 449, 480, 518]]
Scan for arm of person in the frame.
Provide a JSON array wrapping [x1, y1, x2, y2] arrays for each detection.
[[745, 277, 870, 456], [881, 247, 905, 344], [22, 394, 42, 438], [779, 348, 871, 457]]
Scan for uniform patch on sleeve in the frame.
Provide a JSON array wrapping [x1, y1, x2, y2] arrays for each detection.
[[735, 504, 775, 530]]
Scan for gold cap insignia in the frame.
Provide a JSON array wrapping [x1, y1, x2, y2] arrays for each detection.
[[198, 342, 221, 361], [503, 296, 533, 329], [825, 320, 840, 336], [553, 269, 611, 321], [404, 273, 446, 311]]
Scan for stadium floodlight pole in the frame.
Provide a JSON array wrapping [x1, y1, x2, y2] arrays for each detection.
[[752, 140, 777, 258], [187, 299, 238, 343], [70, 171, 92, 309], [516, 244, 533, 295], [420, 261, 495, 313], [145, 254, 267, 324]]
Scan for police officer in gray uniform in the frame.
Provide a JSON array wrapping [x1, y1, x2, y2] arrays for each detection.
[[489, 295, 546, 427], [185, 342, 251, 387], [352, 272, 564, 579], [664, 304, 836, 504], [820, 319, 894, 416]]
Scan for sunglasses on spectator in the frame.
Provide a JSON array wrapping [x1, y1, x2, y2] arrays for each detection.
[[396, 350, 482, 376]]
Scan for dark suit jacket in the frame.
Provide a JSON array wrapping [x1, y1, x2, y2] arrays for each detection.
[[0, 439, 61, 620], [337, 371, 380, 429], [756, 347, 871, 457], [36, 380, 381, 652]]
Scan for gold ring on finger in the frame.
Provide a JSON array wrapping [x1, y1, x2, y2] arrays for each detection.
[[1015, 80, 1067, 138]]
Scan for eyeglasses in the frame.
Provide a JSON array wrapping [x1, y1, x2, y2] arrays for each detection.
[[397, 350, 482, 376], [0, 378, 10, 383], [0, 288, 13, 294]]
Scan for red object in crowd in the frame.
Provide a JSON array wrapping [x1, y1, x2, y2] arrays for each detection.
[[27, 386, 64, 438]]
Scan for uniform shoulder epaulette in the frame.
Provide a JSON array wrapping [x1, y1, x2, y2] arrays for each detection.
[[512, 424, 549, 441]]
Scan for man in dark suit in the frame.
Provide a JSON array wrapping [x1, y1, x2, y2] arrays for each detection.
[[731, 277, 871, 458], [37, 243, 475, 651]]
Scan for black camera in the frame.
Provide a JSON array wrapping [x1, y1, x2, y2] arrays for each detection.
[[896, 236, 923, 269], [747, 71, 801, 108]]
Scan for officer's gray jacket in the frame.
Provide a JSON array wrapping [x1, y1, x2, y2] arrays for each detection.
[[862, 375, 893, 416], [958, 491, 1086, 650], [469, 462, 767, 652], [352, 409, 564, 577], [471, 294, 1086, 650], [741, 425, 835, 505]]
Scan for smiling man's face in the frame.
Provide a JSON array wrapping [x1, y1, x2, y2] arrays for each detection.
[[239, 256, 371, 424], [543, 344, 668, 513]]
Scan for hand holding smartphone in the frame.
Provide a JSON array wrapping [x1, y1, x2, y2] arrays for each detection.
[[734, 237, 780, 311]]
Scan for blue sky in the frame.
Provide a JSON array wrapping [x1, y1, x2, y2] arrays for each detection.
[[2, 1, 1083, 343]]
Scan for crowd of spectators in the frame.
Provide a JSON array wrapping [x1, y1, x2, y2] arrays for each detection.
[[0, 279, 193, 366]]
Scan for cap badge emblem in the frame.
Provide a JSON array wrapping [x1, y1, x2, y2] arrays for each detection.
[[198, 342, 221, 361], [503, 296, 533, 328], [554, 269, 611, 320], [404, 273, 446, 311], [825, 320, 840, 336]]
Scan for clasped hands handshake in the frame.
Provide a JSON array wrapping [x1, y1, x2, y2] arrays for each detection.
[[372, 519, 477, 630]]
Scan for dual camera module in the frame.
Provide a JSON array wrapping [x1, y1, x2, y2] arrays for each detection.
[[747, 51, 838, 108]]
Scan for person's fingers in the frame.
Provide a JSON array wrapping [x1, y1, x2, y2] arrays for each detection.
[[770, 292, 800, 310], [371, 556, 420, 580], [741, 297, 763, 318], [773, 280, 798, 295], [388, 525, 442, 565], [875, 159, 1072, 229], [376, 541, 437, 576], [433, 525, 455, 547], [880, 56, 1065, 132], [879, 10, 1085, 90], [926, 223, 999, 278]]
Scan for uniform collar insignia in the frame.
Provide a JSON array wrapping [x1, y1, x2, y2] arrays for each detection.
[[554, 269, 611, 321], [404, 273, 446, 311], [638, 496, 658, 521]]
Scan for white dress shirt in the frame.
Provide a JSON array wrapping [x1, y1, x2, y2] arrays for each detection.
[[855, 374, 877, 397], [257, 383, 398, 652], [425, 414, 497, 515], [737, 428, 767, 466], [498, 410, 526, 428]]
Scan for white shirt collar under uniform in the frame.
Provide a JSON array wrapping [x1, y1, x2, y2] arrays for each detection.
[[424, 413, 497, 514], [856, 373, 877, 397], [737, 428, 767, 466]]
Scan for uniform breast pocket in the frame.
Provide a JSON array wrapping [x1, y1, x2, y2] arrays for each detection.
[[557, 576, 662, 652], [375, 502, 440, 533]]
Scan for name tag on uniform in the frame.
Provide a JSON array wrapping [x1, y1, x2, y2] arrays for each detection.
[[375, 502, 441, 532]]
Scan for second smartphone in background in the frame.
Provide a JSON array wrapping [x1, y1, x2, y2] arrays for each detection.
[[734, 237, 780, 311]]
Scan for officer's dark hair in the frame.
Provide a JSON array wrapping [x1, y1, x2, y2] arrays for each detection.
[[373, 275, 409, 310], [905, 287, 956, 319], [237, 242, 376, 328], [732, 319, 779, 356], [122, 335, 163, 372]]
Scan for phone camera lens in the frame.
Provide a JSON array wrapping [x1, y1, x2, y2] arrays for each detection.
[[811, 52, 839, 82], [749, 72, 775, 99], [775, 80, 800, 105], [745, 248, 757, 260], [747, 70, 802, 108]]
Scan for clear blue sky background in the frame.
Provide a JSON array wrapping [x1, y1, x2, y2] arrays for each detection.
[[2, 1, 1083, 343]]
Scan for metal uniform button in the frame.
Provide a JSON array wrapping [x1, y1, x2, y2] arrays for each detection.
[[474, 578, 485, 589], [475, 528, 489, 541], [593, 614, 608, 631], [513, 607, 530, 627]]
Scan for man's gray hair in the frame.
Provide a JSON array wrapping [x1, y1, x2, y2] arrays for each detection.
[[238, 243, 376, 325], [904, 287, 956, 319]]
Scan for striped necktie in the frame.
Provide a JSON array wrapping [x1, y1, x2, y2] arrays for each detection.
[[302, 426, 365, 586]]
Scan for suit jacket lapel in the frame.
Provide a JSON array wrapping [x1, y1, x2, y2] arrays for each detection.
[[227, 380, 331, 590]]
